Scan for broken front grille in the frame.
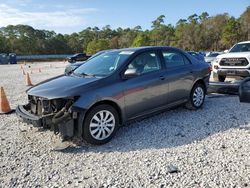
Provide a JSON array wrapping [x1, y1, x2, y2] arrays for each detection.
[[28, 95, 67, 116], [219, 58, 249, 66]]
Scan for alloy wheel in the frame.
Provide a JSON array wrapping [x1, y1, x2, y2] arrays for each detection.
[[89, 110, 115, 140], [193, 87, 204, 107]]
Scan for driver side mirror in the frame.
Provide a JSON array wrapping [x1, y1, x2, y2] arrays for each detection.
[[122, 69, 138, 79]]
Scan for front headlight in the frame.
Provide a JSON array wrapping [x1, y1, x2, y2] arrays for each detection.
[[214, 57, 220, 63], [211, 58, 220, 65]]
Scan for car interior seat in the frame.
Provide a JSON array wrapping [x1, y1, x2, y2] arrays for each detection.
[[169, 54, 184, 67], [143, 54, 159, 72]]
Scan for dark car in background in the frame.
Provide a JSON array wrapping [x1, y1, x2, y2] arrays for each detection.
[[65, 61, 85, 75], [17, 46, 211, 144], [67, 53, 91, 63]]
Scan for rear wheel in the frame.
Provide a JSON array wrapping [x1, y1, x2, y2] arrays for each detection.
[[83, 104, 119, 145], [218, 75, 226, 82], [185, 83, 205, 110]]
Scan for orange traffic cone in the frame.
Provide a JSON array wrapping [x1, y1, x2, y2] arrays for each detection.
[[22, 69, 26, 75], [26, 73, 33, 86], [0, 87, 11, 114]]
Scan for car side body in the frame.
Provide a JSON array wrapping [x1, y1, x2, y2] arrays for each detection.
[[16, 46, 210, 144]]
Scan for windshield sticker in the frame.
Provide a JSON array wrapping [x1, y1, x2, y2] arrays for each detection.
[[119, 51, 134, 55]]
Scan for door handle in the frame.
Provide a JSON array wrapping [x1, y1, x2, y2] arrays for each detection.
[[160, 76, 165, 80]]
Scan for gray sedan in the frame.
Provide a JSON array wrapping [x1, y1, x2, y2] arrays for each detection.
[[16, 46, 211, 144]]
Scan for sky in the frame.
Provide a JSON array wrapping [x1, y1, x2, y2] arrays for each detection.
[[0, 0, 249, 34]]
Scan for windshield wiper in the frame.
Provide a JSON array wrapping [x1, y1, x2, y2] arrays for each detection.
[[74, 72, 96, 77]]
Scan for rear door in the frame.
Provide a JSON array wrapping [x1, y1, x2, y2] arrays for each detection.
[[161, 50, 195, 103]]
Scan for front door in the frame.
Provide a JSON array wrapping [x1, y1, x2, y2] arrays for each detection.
[[122, 51, 169, 120]]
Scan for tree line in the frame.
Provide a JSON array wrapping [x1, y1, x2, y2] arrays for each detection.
[[0, 6, 249, 55]]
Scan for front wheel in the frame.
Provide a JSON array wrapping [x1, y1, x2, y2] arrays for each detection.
[[83, 104, 119, 145], [185, 83, 205, 110]]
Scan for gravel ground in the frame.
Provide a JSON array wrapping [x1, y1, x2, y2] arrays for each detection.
[[0, 62, 249, 188]]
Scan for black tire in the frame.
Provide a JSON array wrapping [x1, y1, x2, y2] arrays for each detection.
[[83, 104, 119, 145], [218, 75, 226, 82], [185, 83, 205, 110]]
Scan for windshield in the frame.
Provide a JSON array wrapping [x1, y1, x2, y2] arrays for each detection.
[[230, 43, 250, 52], [73, 50, 132, 77]]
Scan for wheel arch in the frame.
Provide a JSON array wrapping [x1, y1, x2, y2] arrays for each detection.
[[86, 100, 124, 125], [191, 79, 207, 94]]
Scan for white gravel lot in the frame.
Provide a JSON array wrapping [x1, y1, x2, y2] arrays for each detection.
[[0, 62, 249, 188]]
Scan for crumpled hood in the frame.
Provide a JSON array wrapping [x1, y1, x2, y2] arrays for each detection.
[[217, 52, 250, 59], [27, 75, 100, 99]]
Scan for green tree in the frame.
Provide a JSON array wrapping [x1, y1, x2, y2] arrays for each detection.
[[109, 36, 119, 49], [152, 15, 165, 29], [150, 15, 175, 46], [239, 6, 250, 40], [131, 33, 150, 47], [118, 28, 137, 48], [188, 14, 199, 24], [0, 32, 10, 53], [199, 12, 209, 22], [65, 33, 83, 53], [221, 17, 241, 48], [86, 39, 109, 54]]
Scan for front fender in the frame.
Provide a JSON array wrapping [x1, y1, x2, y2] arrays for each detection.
[[72, 92, 123, 110], [72, 89, 125, 118]]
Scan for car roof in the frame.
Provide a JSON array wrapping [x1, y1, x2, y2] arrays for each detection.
[[106, 46, 185, 53]]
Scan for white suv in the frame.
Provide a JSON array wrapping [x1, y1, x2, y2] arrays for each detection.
[[212, 41, 250, 82]]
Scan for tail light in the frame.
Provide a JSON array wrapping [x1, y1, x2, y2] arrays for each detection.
[[208, 65, 212, 72]]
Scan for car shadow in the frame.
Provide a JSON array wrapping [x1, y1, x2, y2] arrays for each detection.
[[60, 94, 250, 154]]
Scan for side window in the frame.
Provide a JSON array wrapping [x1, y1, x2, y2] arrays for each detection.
[[183, 55, 191, 65], [127, 52, 161, 75], [162, 51, 186, 68]]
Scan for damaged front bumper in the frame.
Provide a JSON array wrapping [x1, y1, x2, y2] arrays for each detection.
[[16, 102, 76, 139], [16, 104, 45, 127]]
